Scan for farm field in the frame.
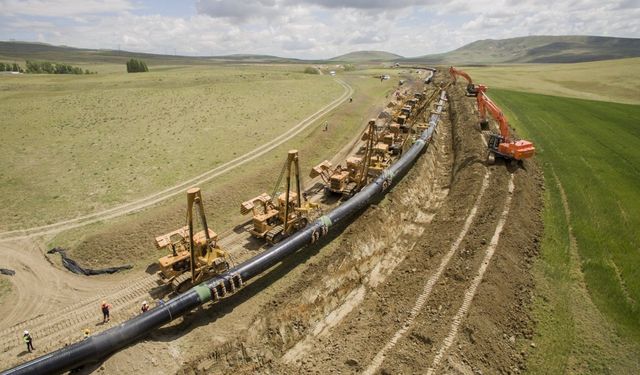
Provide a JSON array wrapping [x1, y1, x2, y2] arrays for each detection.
[[464, 58, 640, 105], [490, 88, 640, 373], [0, 64, 343, 230]]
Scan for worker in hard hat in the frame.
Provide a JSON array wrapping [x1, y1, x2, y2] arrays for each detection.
[[23, 330, 35, 352], [101, 301, 112, 323], [141, 301, 149, 313], [83, 328, 91, 339]]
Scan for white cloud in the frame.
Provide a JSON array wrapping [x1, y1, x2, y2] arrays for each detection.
[[0, 0, 638, 59], [0, 0, 134, 17]]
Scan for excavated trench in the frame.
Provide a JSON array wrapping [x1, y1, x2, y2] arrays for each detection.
[[1, 72, 543, 375], [171, 81, 457, 373], [173, 81, 543, 375]]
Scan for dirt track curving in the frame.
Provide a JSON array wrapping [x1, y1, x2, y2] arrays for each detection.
[[0, 79, 353, 243], [0, 73, 543, 374]]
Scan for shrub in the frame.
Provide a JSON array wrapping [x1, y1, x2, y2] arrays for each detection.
[[24, 60, 88, 74], [126, 59, 149, 73], [343, 64, 356, 71], [303, 66, 319, 74]]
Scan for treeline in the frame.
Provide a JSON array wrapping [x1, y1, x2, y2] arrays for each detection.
[[25, 60, 95, 74], [126, 59, 149, 73], [0, 62, 23, 72]]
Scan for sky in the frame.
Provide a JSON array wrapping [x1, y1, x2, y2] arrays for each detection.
[[1, 0, 639, 59]]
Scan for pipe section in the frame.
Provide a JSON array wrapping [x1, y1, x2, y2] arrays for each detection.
[[3, 82, 445, 375]]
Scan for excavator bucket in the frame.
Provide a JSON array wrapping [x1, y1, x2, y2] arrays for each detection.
[[310, 160, 332, 178]]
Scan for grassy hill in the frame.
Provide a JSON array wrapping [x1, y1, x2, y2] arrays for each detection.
[[406, 35, 640, 64], [4, 36, 639, 67], [0, 41, 302, 65], [329, 50, 404, 62], [462, 58, 640, 105]]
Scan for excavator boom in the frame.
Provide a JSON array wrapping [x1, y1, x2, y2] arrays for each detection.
[[450, 66, 535, 162], [477, 92, 511, 141], [449, 66, 484, 96]]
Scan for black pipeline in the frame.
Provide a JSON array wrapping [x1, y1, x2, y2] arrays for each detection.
[[3, 82, 446, 375]]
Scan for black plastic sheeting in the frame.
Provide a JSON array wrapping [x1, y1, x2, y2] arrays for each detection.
[[0, 268, 15, 276], [47, 247, 133, 276], [3, 74, 445, 375]]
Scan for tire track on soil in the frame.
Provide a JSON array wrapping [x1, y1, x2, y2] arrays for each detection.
[[427, 173, 515, 374], [362, 169, 491, 375]]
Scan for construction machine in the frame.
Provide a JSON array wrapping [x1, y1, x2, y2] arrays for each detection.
[[449, 66, 535, 164], [448, 66, 481, 97], [310, 119, 377, 198], [310, 156, 366, 198], [154, 187, 230, 294], [476, 89, 535, 164], [241, 150, 315, 244]]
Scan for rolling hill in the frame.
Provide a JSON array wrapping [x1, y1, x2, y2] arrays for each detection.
[[329, 51, 404, 62], [404, 35, 640, 65], [2, 35, 639, 67], [0, 41, 302, 65]]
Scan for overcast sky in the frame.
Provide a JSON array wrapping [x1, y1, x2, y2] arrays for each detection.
[[1, 0, 638, 59]]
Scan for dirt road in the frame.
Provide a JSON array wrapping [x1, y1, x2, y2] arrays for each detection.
[[0, 79, 353, 243]]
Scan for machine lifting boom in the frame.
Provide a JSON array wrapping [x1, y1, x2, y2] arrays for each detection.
[[242, 150, 316, 244], [449, 66, 535, 164], [154, 188, 230, 294]]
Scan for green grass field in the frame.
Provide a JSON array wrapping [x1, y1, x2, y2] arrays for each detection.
[[464, 58, 640, 105], [489, 89, 640, 373], [0, 64, 342, 230]]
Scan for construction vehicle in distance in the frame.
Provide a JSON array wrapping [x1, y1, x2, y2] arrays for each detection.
[[154, 187, 230, 294], [242, 150, 316, 244], [449, 66, 535, 164], [310, 119, 377, 198], [448, 66, 480, 98]]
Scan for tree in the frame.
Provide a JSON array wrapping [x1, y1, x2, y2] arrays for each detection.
[[126, 58, 149, 73]]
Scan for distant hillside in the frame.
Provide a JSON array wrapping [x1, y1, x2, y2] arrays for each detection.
[[329, 51, 404, 62], [3, 36, 638, 67], [0, 41, 302, 65], [405, 35, 640, 64]]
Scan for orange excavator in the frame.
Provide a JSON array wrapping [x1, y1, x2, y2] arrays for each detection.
[[449, 66, 535, 165]]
